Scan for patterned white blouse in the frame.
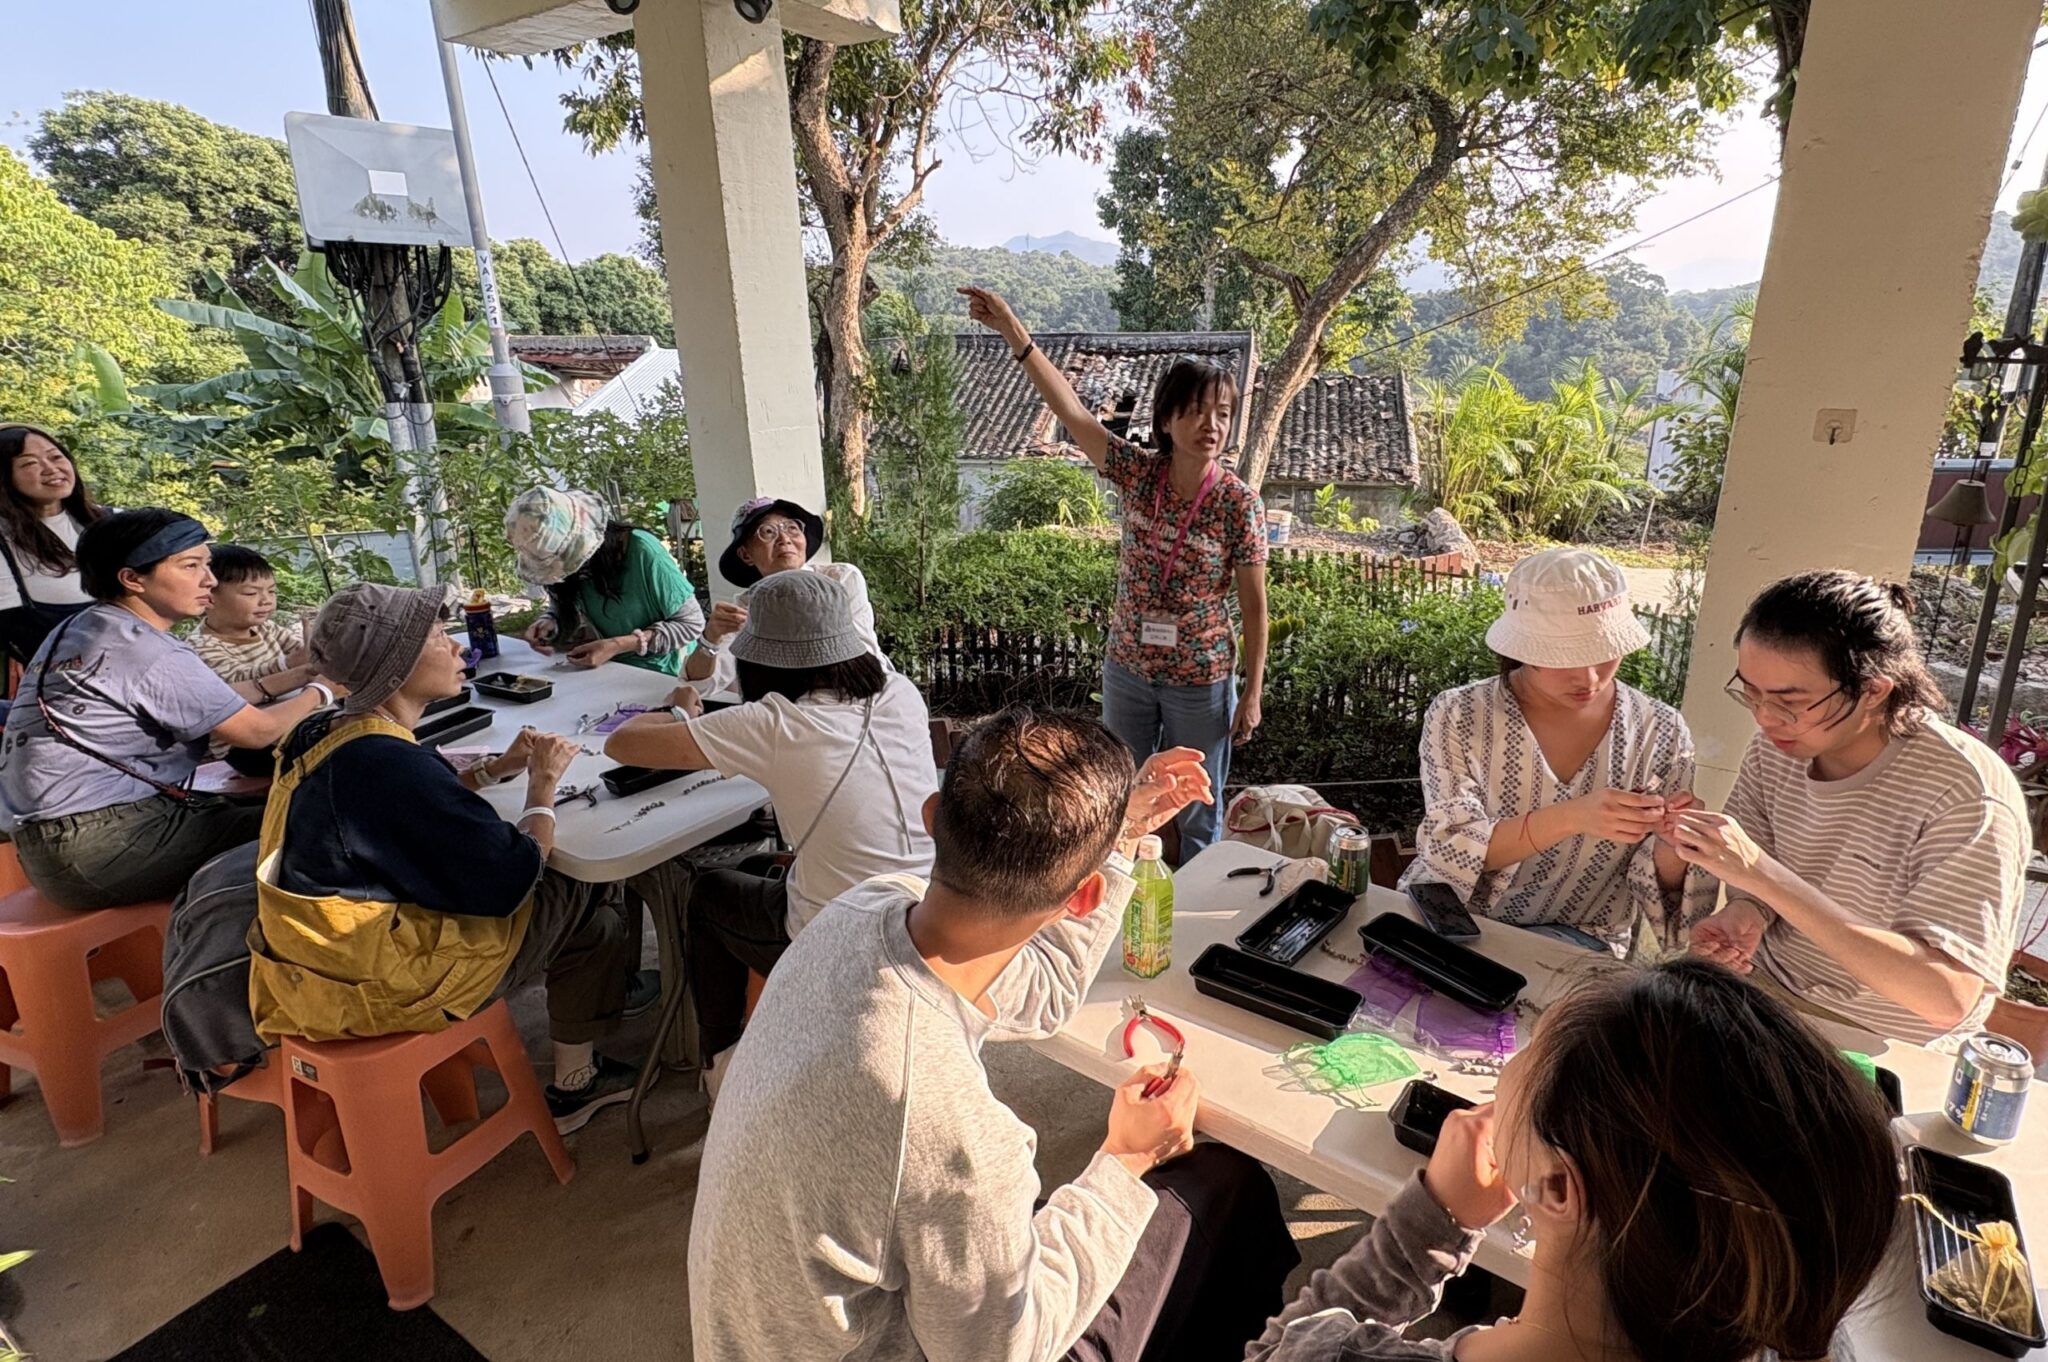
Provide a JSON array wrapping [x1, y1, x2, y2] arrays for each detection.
[[1402, 676, 1719, 953]]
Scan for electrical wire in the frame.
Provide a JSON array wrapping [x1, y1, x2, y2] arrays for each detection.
[[1358, 176, 1782, 362], [2000, 96, 2048, 200], [479, 55, 651, 420]]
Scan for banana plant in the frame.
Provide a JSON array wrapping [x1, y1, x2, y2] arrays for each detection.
[[109, 252, 533, 480]]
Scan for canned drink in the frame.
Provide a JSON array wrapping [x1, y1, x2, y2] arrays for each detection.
[[1329, 828, 1373, 896], [1943, 1031, 2033, 1145]]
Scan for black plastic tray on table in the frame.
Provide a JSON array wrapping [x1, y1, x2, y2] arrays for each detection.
[[1188, 944, 1360, 1040], [1356, 912, 1525, 1013], [1905, 1145, 2045, 1356], [473, 672, 554, 703], [414, 705, 493, 749], [1236, 881, 1351, 964], [421, 685, 473, 718]]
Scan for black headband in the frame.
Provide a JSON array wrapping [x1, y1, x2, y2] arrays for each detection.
[[123, 518, 210, 569]]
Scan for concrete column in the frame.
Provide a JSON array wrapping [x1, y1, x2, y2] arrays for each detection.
[[1680, 0, 2039, 803], [637, 0, 829, 599]]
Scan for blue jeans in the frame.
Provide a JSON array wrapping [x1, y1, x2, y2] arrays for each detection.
[[1101, 659, 1234, 857]]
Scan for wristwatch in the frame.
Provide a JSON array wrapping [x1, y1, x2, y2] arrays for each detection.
[[670, 704, 693, 724]]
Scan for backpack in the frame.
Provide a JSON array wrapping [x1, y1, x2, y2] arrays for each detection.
[[160, 841, 267, 1096]]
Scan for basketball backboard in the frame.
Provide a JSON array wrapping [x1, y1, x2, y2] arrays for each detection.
[[284, 112, 473, 249]]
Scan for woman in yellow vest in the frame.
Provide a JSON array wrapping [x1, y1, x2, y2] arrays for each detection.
[[248, 582, 656, 1134]]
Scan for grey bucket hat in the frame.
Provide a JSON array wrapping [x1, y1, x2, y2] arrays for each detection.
[[310, 582, 457, 716], [728, 569, 866, 671]]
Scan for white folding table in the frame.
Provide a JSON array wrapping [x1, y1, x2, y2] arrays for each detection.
[[456, 638, 770, 1157], [1030, 839, 2046, 1360]]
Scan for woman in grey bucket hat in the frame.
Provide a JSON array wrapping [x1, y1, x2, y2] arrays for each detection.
[[266, 582, 667, 1133], [604, 568, 940, 1092]]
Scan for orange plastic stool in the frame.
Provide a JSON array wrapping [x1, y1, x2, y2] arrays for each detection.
[[278, 999, 574, 1309], [0, 873, 171, 1147], [197, 1057, 284, 1155]]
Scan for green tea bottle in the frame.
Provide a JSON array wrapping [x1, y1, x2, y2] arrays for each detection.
[[1124, 835, 1174, 979]]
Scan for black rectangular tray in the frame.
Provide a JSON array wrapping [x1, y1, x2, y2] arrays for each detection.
[[600, 764, 691, 798], [1877, 1066, 1904, 1118], [422, 685, 473, 718], [1905, 1145, 2045, 1355], [1237, 881, 1351, 964], [1357, 912, 1525, 1013], [1389, 1079, 1475, 1157], [473, 672, 554, 704], [415, 705, 493, 749], [1188, 943, 1360, 1040]]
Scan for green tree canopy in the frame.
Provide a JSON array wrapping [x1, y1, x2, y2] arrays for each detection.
[[1106, 0, 1740, 490], [0, 146, 222, 426], [28, 92, 302, 301], [874, 244, 1117, 333], [452, 238, 675, 345]]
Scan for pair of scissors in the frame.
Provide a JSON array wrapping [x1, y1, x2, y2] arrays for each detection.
[[1122, 997, 1186, 1100]]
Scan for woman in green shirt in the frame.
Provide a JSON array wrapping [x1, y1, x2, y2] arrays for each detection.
[[506, 486, 705, 676]]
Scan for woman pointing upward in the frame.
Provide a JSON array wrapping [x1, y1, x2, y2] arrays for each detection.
[[962, 286, 1268, 858]]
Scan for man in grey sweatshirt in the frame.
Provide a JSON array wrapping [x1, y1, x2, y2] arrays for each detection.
[[688, 709, 1297, 1361]]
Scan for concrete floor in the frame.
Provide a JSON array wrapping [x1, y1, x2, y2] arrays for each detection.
[[1, 965, 1416, 1361]]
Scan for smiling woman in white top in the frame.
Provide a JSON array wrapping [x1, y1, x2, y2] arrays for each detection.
[[0, 425, 108, 667], [1404, 548, 1716, 955], [607, 568, 937, 1081], [681, 496, 882, 698]]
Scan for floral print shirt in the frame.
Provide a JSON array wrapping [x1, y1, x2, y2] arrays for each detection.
[[1102, 436, 1267, 686]]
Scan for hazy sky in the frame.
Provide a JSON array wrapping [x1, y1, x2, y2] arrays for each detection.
[[9, 3, 2048, 294]]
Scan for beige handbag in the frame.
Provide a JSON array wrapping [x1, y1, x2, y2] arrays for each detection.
[[1223, 785, 1361, 862]]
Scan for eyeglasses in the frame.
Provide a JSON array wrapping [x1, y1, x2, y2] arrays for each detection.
[[1723, 674, 1847, 730], [752, 520, 807, 545]]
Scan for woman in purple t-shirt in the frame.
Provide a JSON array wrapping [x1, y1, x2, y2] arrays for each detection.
[[0, 510, 341, 908], [961, 287, 1269, 856]]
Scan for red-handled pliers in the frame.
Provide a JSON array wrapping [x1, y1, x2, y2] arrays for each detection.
[[1122, 997, 1185, 1100]]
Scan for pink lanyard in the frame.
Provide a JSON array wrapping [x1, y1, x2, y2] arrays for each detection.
[[1150, 461, 1219, 590]]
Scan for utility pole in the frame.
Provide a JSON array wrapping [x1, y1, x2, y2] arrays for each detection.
[[309, 0, 449, 586], [433, 6, 528, 439]]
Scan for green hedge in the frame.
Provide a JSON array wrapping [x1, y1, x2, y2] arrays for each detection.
[[858, 528, 1693, 834]]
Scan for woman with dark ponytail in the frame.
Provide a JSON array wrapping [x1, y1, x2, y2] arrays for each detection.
[[1670, 569, 2028, 1046], [1247, 958, 1898, 1362]]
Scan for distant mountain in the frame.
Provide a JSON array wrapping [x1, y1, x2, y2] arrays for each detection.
[[1667, 211, 2024, 326], [878, 243, 1118, 332], [1002, 231, 1119, 267]]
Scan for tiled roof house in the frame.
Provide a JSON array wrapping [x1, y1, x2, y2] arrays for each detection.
[[946, 331, 1419, 526]]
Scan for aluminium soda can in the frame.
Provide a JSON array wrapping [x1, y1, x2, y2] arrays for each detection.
[[1330, 828, 1373, 897], [1942, 1031, 2033, 1146]]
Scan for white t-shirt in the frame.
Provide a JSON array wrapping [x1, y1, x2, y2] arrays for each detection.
[[702, 561, 884, 696], [688, 671, 939, 936], [0, 512, 91, 610]]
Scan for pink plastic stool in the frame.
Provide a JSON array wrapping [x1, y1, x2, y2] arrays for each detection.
[[0, 869, 171, 1146], [277, 999, 574, 1309]]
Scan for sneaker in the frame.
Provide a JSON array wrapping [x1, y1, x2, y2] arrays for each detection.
[[622, 969, 662, 1019], [546, 1054, 640, 1134], [702, 1045, 736, 1110]]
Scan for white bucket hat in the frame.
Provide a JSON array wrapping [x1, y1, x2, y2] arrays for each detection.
[[1485, 548, 1650, 668]]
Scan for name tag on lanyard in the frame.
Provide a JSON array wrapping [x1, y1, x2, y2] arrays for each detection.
[[1140, 462, 1219, 649]]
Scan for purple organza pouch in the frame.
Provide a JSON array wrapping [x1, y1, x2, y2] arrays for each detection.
[[1343, 954, 1516, 1062], [592, 705, 651, 735]]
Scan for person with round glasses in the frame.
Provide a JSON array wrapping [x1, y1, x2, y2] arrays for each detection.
[[1671, 569, 2028, 1047], [679, 497, 883, 698]]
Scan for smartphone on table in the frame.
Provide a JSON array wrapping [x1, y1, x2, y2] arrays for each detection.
[[1407, 880, 1482, 944]]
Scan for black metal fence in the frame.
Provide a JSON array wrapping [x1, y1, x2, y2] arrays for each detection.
[[890, 560, 1697, 833]]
